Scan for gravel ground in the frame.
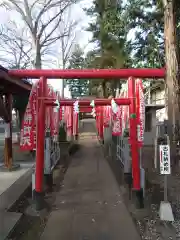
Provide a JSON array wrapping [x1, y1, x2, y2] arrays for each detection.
[[7, 132, 180, 240], [103, 141, 180, 240], [124, 172, 180, 239]]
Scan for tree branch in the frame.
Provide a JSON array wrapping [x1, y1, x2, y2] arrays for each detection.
[[23, 0, 33, 29], [4, 0, 32, 30], [1, 0, 78, 68], [38, 11, 62, 39], [41, 34, 69, 47], [30, 0, 40, 11], [38, 3, 70, 40], [34, 0, 68, 33], [34, 0, 54, 33], [0, 24, 32, 68]]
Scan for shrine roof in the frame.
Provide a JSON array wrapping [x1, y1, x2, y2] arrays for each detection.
[[0, 65, 32, 94]]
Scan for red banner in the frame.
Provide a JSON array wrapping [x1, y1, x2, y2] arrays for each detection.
[[64, 106, 73, 138], [103, 106, 111, 128], [59, 107, 62, 121], [20, 81, 39, 150], [20, 81, 60, 150], [73, 113, 78, 136], [121, 90, 129, 135], [51, 91, 59, 137], [136, 79, 145, 147], [112, 105, 122, 136], [46, 85, 53, 130]]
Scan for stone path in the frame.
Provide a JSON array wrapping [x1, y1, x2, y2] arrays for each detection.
[[41, 121, 140, 240]]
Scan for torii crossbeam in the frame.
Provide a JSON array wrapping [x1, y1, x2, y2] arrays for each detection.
[[11, 68, 165, 210]]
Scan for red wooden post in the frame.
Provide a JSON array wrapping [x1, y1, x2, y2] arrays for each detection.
[[35, 76, 47, 209], [128, 77, 140, 190]]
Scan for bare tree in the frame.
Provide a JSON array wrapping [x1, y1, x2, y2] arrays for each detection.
[[2, 0, 79, 68], [56, 7, 78, 97], [58, 19, 77, 69], [0, 23, 32, 68]]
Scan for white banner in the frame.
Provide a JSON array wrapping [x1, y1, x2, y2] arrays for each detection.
[[136, 79, 145, 146]]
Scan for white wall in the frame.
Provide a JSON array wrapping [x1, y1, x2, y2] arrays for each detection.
[[144, 108, 157, 145], [151, 88, 167, 121]]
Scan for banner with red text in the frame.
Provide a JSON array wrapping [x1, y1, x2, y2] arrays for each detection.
[[103, 106, 111, 128], [136, 79, 145, 147], [112, 104, 122, 136], [51, 91, 59, 137], [20, 81, 60, 150], [120, 91, 128, 135], [20, 81, 39, 150], [73, 113, 78, 136], [59, 106, 63, 121], [64, 106, 73, 138]]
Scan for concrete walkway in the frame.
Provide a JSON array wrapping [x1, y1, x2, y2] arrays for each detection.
[[41, 122, 140, 240]]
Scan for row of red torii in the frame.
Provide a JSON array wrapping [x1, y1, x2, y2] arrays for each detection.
[[8, 68, 165, 206]]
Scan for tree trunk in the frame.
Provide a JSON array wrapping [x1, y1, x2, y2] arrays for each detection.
[[32, 36, 42, 69], [102, 81, 106, 97], [35, 42, 42, 69], [163, 0, 180, 166]]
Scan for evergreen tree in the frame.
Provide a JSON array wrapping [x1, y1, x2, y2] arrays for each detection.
[[123, 0, 179, 68], [123, 0, 164, 68], [122, 0, 180, 162], [85, 0, 128, 97], [66, 45, 89, 98]]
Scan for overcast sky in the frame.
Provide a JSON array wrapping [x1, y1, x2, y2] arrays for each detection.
[[0, 0, 93, 94], [0, 0, 135, 96], [50, 0, 93, 92]]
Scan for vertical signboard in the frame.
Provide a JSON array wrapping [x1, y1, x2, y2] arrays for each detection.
[[159, 145, 171, 174]]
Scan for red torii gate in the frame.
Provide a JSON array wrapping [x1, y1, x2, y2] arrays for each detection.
[[9, 68, 165, 209]]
